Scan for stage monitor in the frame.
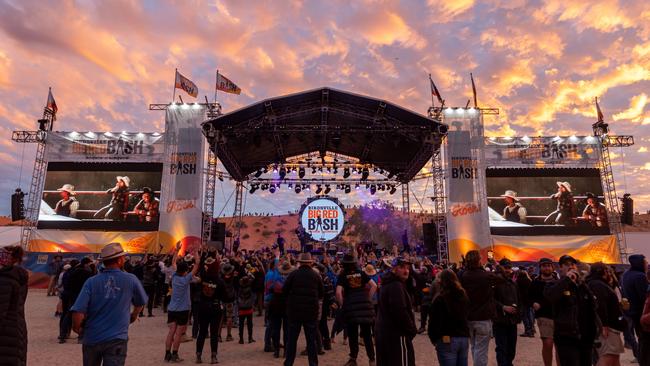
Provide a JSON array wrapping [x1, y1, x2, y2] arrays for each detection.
[[486, 168, 610, 236], [38, 162, 163, 231]]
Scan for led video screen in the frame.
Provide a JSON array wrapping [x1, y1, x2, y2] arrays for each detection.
[[486, 168, 610, 236], [38, 162, 162, 231]]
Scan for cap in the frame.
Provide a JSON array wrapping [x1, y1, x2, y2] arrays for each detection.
[[538, 257, 553, 265], [558, 255, 578, 265], [499, 258, 512, 268]]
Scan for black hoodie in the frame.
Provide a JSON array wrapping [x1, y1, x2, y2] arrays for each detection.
[[375, 272, 417, 340]]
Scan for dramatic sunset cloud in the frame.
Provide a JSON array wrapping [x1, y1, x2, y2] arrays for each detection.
[[1, 0, 650, 216]]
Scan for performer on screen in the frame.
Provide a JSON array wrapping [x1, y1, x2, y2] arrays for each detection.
[[582, 192, 608, 228], [134, 187, 159, 223], [54, 184, 79, 218], [500, 190, 527, 223], [94, 176, 130, 221], [544, 181, 576, 226]]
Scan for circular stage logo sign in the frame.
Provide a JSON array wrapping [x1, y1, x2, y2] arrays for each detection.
[[300, 197, 345, 242]]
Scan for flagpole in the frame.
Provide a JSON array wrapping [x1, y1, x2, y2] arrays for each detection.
[[471, 73, 478, 108], [214, 70, 219, 104], [428, 74, 435, 107], [172, 68, 177, 103]]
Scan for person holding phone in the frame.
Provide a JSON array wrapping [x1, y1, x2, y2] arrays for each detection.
[[492, 258, 520, 366]]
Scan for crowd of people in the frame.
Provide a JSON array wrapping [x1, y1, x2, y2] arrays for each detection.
[[4, 242, 650, 365]]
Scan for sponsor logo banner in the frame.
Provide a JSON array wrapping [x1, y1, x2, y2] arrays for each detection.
[[47, 132, 164, 162], [299, 197, 345, 242]]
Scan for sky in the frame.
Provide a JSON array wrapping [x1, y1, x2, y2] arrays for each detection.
[[1, 0, 649, 217]]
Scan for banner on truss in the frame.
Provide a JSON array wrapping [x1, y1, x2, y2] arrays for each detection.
[[46, 132, 165, 162], [484, 136, 601, 166], [158, 106, 207, 255]]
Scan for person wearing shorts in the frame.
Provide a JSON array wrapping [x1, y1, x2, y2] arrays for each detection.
[[587, 263, 625, 365], [529, 258, 558, 366], [164, 246, 200, 363]]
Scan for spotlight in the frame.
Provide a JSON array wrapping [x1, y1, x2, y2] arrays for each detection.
[[269, 185, 276, 194], [389, 185, 397, 194], [361, 167, 369, 181], [295, 185, 302, 194], [355, 183, 360, 190], [254, 169, 263, 178], [304, 184, 310, 191], [312, 167, 317, 174], [343, 168, 351, 178], [298, 167, 305, 178], [263, 167, 269, 173], [249, 185, 258, 194], [387, 172, 395, 179], [315, 185, 323, 195], [333, 165, 338, 174], [273, 165, 278, 173], [324, 185, 331, 194], [218, 174, 224, 182], [279, 167, 286, 180], [370, 185, 377, 195], [288, 183, 293, 188], [345, 185, 351, 194]]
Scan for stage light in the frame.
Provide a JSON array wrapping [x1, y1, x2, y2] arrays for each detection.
[[345, 185, 351, 194], [295, 185, 301, 194], [355, 183, 360, 190], [327, 167, 331, 173], [152, 132, 160, 136], [468, 108, 477, 115], [181, 103, 190, 109], [343, 168, 350, 178], [288, 183, 293, 188], [324, 185, 331, 194], [315, 185, 323, 194], [304, 184, 310, 191], [85, 132, 95, 138], [279, 167, 286, 180], [298, 167, 305, 178], [333, 165, 338, 174], [389, 185, 397, 194], [269, 185, 276, 194], [192, 102, 201, 109], [312, 167, 317, 174], [455, 108, 464, 115], [104, 132, 113, 137], [263, 167, 269, 173], [273, 165, 278, 173], [370, 185, 377, 195], [521, 135, 531, 144], [361, 167, 369, 181], [169, 103, 177, 109], [254, 169, 263, 178], [121, 131, 128, 135], [445, 107, 453, 114], [387, 172, 395, 179], [218, 174, 224, 181], [249, 185, 258, 194]]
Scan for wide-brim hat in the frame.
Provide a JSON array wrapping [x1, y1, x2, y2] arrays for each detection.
[[297, 253, 314, 264], [57, 184, 76, 195], [99, 242, 127, 261], [341, 254, 357, 264], [381, 257, 394, 269], [116, 176, 130, 187], [204, 257, 216, 265], [556, 181, 571, 192], [363, 264, 377, 276], [221, 263, 234, 275], [184, 254, 194, 262], [279, 261, 294, 275], [500, 190, 519, 201]]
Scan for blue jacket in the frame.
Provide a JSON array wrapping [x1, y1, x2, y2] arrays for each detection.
[[621, 255, 649, 322]]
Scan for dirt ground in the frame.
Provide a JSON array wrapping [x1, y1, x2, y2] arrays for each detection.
[[26, 289, 636, 365]]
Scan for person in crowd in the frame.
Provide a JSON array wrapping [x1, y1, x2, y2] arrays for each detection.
[[428, 269, 470, 366], [55, 263, 72, 316], [316, 262, 336, 351], [160, 256, 175, 313], [458, 250, 499, 366], [587, 262, 625, 366], [529, 258, 558, 366], [545, 181, 575, 226], [0, 246, 28, 366], [60, 257, 94, 344], [54, 184, 80, 218], [277, 233, 286, 255], [219, 262, 237, 342], [95, 176, 130, 221], [336, 254, 377, 366], [251, 257, 266, 317], [238, 272, 256, 344], [376, 257, 417, 366], [134, 187, 159, 223], [544, 255, 598, 365], [70, 243, 147, 366], [515, 266, 534, 337], [47, 254, 64, 296], [194, 256, 227, 364], [267, 260, 293, 358], [492, 258, 520, 366], [283, 253, 324, 366], [640, 289, 650, 365], [583, 192, 608, 228], [140, 254, 158, 317], [500, 190, 527, 223], [164, 245, 200, 362], [622, 254, 649, 362]]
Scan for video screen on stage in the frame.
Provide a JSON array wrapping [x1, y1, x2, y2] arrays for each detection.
[[486, 168, 611, 236], [38, 162, 163, 231]]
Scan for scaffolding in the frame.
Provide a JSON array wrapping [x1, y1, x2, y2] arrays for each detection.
[[232, 182, 244, 242], [427, 107, 449, 262], [401, 183, 410, 212], [11, 108, 54, 248], [593, 121, 634, 263]]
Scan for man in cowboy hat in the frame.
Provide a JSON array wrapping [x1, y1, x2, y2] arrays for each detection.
[[545, 181, 576, 226], [134, 187, 159, 223], [95, 176, 131, 221], [71, 243, 147, 366], [283, 253, 324, 366], [500, 190, 527, 224], [582, 192, 608, 228], [55, 184, 79, 218]]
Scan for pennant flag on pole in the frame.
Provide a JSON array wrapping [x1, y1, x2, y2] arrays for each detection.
[[174, 70, 199, 97], [470, 73, 478, 108], [595, 97, 604, 122], [46, 87, 58, 114], [429, 74, 444, 105], [216, 71, 241, 95]]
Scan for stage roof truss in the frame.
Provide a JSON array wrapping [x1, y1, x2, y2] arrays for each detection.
[[203, 87, 447, 183]]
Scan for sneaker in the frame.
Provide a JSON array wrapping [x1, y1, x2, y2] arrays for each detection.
[[210, 352, 219, 364], [165, 351, 172, 362], [195, 352, 202, 363], [248, 338, 255, 344], [170, 353, 183, 363], [344, 359, 357, 366]]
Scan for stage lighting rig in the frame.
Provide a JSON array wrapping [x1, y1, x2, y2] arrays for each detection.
[[343, 167, 351, 178], [315, 185, 323, 194], [249, 185, 258, 194], [324, 185, 331, 194], [298, 167, 305, 178], [389, 185, 397, 194], [361, 167, 369, 181], [269, 185, 276, 193], [279, 166, 287, 180], [370, 185, 377, 195], [295, 185, 301, 194], [344, 185, 351, 194], [254, 169, 263, 178]]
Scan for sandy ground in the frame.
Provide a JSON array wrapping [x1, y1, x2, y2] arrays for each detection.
[[26, 289, 636, 366]]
